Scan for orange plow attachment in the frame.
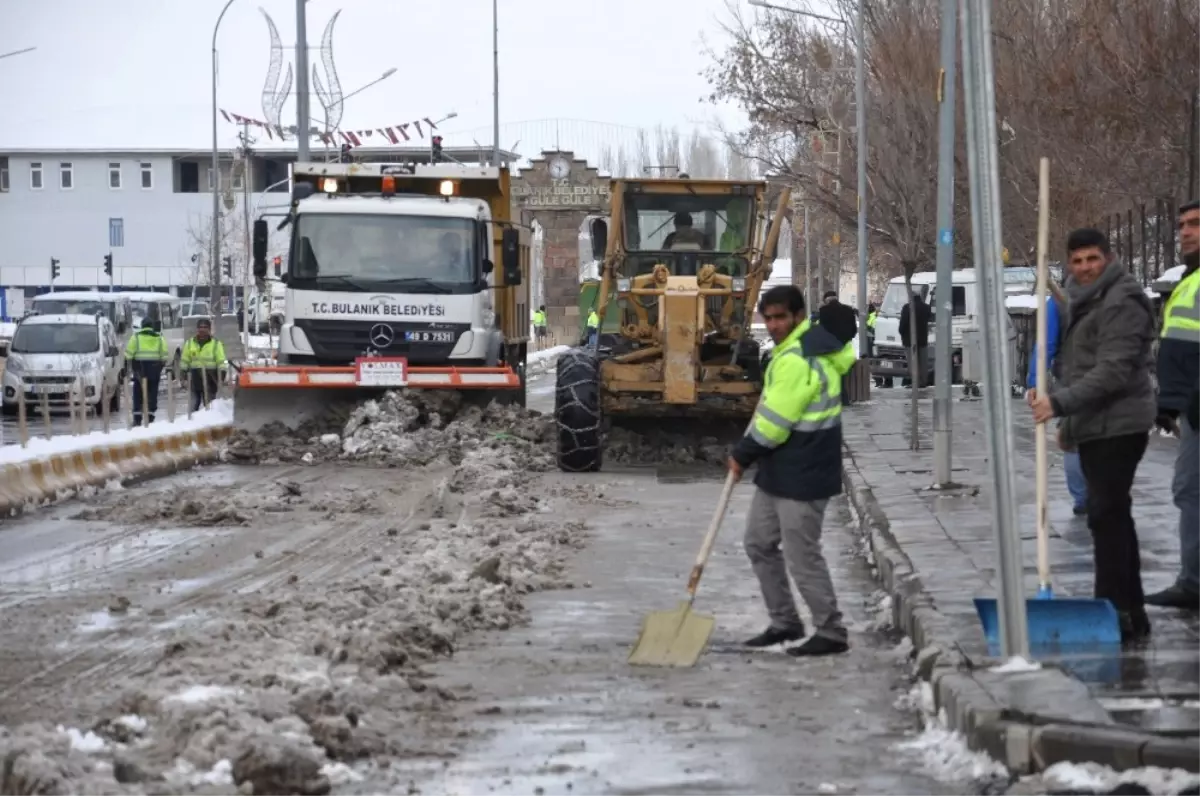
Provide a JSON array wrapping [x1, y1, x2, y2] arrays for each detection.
[[233, 358, 521, 432]]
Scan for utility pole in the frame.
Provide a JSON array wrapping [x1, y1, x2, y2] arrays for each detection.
[[960, 0, 1028, 659], [854, 0, 868, 358], [933, 0, 958, 487], [804, 205, 813, 309], [492, 0, 501, 168], [241, 120, 254, 350], [295, 0, 311, 162]]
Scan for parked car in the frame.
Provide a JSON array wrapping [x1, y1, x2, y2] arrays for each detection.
[[2, 313, 123, 415]]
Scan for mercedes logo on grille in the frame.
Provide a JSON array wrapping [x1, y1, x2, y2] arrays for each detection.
[[369, 324, 394, 348]]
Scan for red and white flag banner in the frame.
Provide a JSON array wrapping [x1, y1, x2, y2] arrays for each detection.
[[220, 110, 441, 147]]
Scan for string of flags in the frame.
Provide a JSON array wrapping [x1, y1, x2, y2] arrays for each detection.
[[219, 110, 441, 146]]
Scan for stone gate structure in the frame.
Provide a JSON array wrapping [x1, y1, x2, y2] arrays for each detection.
[[511, 151, 611, 338]]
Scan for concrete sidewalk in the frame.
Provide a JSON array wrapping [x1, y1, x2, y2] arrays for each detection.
[[841, 391, 1199, 774]]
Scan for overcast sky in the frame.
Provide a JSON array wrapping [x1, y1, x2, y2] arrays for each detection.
[[2, 0, 760, 163]]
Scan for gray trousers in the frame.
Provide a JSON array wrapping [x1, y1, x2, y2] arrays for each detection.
[[744, 488, 846, 640], [1174, 418, 1200, 595]]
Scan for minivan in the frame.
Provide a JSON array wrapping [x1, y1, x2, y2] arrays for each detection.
[[31, 291, 134, 350], [2, 313, 123, 415]]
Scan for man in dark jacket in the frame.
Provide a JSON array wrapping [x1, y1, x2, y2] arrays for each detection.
[[1146, 200, 1200, 611], [729, 285, 857, 657], [898, 292, 932, 387], [1030, 228, 1157, 642]]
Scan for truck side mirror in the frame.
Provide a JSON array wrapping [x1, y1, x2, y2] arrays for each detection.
[[252, 219, 269, 279], [590, 219, 608, 261], [501, 227, 521, 286]]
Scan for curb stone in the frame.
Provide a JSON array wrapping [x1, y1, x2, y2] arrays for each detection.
[[841, 443, 1200, 777], [0, 425, 233, 518]]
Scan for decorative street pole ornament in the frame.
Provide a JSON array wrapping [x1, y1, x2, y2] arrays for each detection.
[[258, 7, 292, 139], [259, 6, 344, 141], [312, 10, 345, 135]]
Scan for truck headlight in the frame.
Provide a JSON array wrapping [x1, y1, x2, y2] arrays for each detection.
[[731, 277, 746, 293], [616, 278, 631, 293]]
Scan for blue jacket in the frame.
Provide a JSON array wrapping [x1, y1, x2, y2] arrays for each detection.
[[1026, 296, 1062, 389]]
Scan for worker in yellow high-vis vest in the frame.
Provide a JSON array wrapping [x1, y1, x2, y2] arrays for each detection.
[[181, 318, 227, 412], [124, 318, 169, 425], [728, 284, 856, 658], [1147, 199, 1200, 611], [532, 305, 548, 350]]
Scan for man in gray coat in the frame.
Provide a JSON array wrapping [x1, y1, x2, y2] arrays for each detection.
[[1029, 228, 1157, 643]]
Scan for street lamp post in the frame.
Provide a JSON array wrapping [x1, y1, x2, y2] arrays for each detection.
[[319, 68, 400, 151], [748, 0, 867, 354], [0, 46, 36, 61], [296, 0, 311, 162], [492, 0, 501, 167], [211, 0, 238, 316]]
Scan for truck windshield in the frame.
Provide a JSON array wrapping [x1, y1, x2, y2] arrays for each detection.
[[879, 282, 930, 317], [292, 214, 478, 289], [12, 323, 99, 354]]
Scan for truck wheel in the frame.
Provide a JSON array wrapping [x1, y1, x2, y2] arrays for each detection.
[[555, 348, 602, 473]]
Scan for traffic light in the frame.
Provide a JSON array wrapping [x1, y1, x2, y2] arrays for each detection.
[[431, 135, 444, 164], [273, 255, 282, 277], [103, 253, 113, 277], [222, 256, 233, 279], [50, 257, 60, 281]]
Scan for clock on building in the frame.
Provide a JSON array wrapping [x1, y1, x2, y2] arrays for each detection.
[[548, 156, 571, 179]]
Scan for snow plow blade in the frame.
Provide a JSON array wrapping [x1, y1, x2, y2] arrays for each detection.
[[233, 364, 522, 433]]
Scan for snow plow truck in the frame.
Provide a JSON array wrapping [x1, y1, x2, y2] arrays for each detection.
[[555, 177, 790, 472], [235, 161, 530, 431]]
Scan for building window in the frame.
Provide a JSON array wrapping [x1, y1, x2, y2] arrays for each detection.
[[140, 161, 153, 189], [0, 160, 8, 193], [109, 218, 125, 248], [30, 162, 43, 190], [207, 167, 219, 191], [59, 162, 73, 190], [109, 162, 122, 189], [231, 166, 244, 191]]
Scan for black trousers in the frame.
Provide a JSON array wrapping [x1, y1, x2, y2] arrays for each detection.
[[130, 365, 161, 424], [188, 369, 220, 412], [1078, 432, 1149, 613]]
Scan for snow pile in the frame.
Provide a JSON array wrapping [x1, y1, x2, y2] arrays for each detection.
[[71, 479, 383, 527], [892, 681, 1010, 790], [0, 392, 590, 794], [225, 390, 555, 470], [527, 344, 571, 376], [1023, 761, 1200, 795]]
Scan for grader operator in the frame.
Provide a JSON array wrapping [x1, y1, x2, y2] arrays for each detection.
[[555, 177, 790, 472]]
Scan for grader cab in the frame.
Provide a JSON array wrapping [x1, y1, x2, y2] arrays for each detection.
[[554, 177, 790, 472]]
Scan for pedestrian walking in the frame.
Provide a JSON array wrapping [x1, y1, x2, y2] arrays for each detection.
[[728, 285, 857, 657], [585, 307, 600, 348], [1029, 228, 1157, 642], [1024, 276, 1088, 515], [865, 302, 878, 357], [899, 292, 932, 387], [181, 318, 227, 413], [1146, 199, 1200, 611], [124, 318, 169, 426]]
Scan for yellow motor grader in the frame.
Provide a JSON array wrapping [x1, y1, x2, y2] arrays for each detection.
[[554, 177, 790, 472]]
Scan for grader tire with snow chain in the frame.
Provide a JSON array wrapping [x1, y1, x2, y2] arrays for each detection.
[[555, 347, 603, 473]]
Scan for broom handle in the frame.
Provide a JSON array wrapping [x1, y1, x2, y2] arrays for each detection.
[[1035, 157, 1051, 589], [685, 470, 739, 598]]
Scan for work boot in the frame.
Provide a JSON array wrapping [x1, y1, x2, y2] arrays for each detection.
[[743, 624, 804, 648], [1118, 609, 1152, 645], [786, 634, 850, 657], [1144, 585, 1200, 610], [1072, 505, 1087, 516]]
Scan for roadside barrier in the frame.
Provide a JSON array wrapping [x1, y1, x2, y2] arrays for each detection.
[[0, 425, 233, 518]]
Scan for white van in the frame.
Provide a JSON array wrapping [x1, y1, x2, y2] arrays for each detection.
[[120, 291, 185, 376], [31, 291, 134, 350], [871, 266, 1059, 385], [2, 314, 123, 415]]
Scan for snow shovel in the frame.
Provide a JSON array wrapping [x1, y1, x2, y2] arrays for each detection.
[[628, 470, 737, 668], [973, 158, 1121, 653]]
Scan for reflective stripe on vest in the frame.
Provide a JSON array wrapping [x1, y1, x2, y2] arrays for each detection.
[[1162, 269, 1200, 343], [746, 347, 842, 449]]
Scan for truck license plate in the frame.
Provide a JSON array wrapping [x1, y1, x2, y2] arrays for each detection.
[[355, 357, 408, 387], [404, 330, 455, 343], [30, 384, 67, 394]]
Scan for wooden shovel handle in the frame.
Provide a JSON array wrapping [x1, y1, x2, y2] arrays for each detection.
[[685, 470, 739, 596]]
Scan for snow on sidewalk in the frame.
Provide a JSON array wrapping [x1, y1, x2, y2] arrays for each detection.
[[0, 399, 233, 466]]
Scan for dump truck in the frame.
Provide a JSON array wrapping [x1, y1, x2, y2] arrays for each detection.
[[554, 177, 790, 471], [234, 160, 530, 430]]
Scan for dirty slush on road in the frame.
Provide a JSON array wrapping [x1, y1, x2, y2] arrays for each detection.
[[0, 390, 620, 795]]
